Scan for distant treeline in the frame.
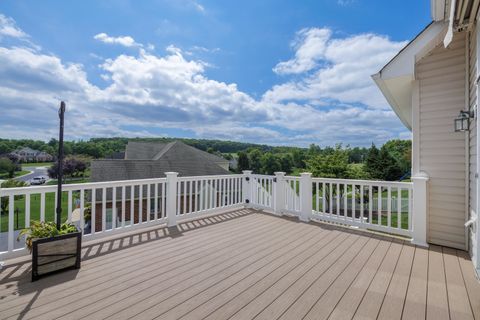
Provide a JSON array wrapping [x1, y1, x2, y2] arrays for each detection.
[[0, 137, 411, 181], [0, 137, 287, 159]]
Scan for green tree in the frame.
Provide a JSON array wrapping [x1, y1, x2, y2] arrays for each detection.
[[378, 146, 403, 180], [292, 149, 306, 169], [237, 151, 250, 172], [346, 163, 370, 179], [306, 146, 349, 178], [260, 153, 281, 175], [248, 149, 262, 173], [0, 157, 15, 178], [279, 154, 294, 173], [365, 144, 382, 179], [382, 139, 411, 174]]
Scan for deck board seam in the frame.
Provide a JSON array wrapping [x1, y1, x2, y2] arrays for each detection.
[[72, 218, 310, 320], [2, 217, 295, 318], [456, 249, 476, 319], [351, 241, 404, 319], [198, 231, 350, 320], [441, 247, 452, 320], [151, 223, 334, 319], [302, 237, 383, 320], [325, 238, 394, 320], [187, 231, 346, 320], [0, 214, 283, 311], [273, 234, 371, 320]]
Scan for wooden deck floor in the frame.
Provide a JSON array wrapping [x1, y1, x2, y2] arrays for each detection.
[[0, 209, 479, 320]]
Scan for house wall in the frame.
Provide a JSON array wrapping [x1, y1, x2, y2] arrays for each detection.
[[468, 25, 478, 266], [416, 31, 468, 249]]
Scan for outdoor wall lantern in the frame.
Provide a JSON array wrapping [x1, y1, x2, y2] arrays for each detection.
[[454, 110, 475, 132]]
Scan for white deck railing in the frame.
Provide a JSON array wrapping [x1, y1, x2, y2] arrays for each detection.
[[0, 170, 427, 259]]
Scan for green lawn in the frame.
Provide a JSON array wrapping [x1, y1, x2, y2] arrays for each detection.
[[0, 192, 77, 232], [0, 170, 31, 179], [21, 162, 53, 168], [46, 178, 90, 185]]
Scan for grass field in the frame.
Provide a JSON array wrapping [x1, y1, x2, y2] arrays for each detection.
[[0, 192, 75, 232], [0, 170, 31, 179], [46, 178, 90, 185], [21, 162, 53, 168]]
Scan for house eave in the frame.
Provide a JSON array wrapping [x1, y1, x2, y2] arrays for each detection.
[[372, 21, 448, 131]]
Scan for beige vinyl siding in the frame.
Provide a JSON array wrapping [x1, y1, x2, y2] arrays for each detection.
[[468, 26, 478, 261], [416, 32, 467, 250]]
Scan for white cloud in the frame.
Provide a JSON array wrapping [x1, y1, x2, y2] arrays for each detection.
[[93, 33, 142, 48], [0, 14, 27, 38], [0, 15, 409, 146], [266, 28, 407, 110], [273, 28, 331, 75]]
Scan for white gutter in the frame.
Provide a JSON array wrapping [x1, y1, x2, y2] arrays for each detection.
[[444, 0, 457, 47]]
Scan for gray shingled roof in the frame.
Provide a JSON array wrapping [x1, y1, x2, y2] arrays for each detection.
[[91, 141, 230, 182]]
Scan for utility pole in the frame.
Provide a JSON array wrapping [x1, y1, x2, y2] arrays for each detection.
[[56, 101, 66, 230]]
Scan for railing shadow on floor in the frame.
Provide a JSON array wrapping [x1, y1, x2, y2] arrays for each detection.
[[0, 208, 254, 291]]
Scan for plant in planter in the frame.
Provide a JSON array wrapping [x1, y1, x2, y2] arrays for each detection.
[[18, 221, 81, 281]]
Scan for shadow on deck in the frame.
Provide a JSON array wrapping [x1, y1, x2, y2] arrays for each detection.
[[0, 208, 479, 320]]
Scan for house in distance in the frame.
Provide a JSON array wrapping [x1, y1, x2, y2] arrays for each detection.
[[87, 141, 231, 232]]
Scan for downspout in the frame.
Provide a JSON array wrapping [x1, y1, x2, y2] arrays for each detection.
[[465, 30, 471, 251], [444, 0, 457, 47], [476, 21, 480, 277]]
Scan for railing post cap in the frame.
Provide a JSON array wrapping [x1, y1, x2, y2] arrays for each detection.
[[300, 172, 312, 177], [412, 171, 429, 181], [274, 172, 286, 176], [165, 172, 178, 176], [242, 170, 253, 175]]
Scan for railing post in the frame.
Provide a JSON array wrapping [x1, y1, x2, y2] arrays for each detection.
[[412, 172, 429, 247], [300, 172, 312, 222], [165, 172, 178, 227], [274, 172, 286, 215], [242, 170, 252, 208]]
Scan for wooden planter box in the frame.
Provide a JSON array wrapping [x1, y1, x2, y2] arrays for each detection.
[[31, 231, 82, 282]]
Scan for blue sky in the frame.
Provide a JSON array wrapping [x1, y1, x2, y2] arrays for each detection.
[[0, 0, 430, 146]]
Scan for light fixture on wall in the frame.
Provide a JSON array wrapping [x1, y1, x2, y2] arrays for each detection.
[[454, 110, 475, 132]]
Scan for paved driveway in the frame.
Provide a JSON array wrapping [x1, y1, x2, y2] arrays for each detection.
[[15, 166, 49, 183]]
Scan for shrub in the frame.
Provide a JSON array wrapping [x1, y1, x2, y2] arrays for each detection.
[[18, 221, 78, 252]]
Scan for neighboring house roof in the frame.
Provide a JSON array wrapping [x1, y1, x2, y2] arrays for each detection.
[[91, 141, 230, 182], [13, 147, 38, 154]]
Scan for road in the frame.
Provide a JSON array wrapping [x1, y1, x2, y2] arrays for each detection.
[[15, 166, 49, 183]]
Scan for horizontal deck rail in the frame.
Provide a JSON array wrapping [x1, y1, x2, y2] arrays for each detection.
[[0, 171, 427, 259]]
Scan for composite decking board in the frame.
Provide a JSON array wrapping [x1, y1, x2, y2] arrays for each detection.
[[426, 245, 450, 320], [457, 250, 480, 319], [276, 237, 377, 320], [352, 240, 405, 320], [327, 240, 393, 320], [0, 211, 272, 311], [377, 243, 416, 320], [218, 233, 358, 320], [0, 214, 285, 317], [0, 210, 254, 291], [0, 214, 264, 311], [178, 231, 346, 320], [442, 247, 474, 320], [249, 234, 366, 320], [303, 238, 391, 320], [153, 223, 336, 320], [12, 214, 298, 320], [140, 224, 333, 320], [401, 246, 429, 320], [67, 217, 327, 320], [0, 211, 479, 320]]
